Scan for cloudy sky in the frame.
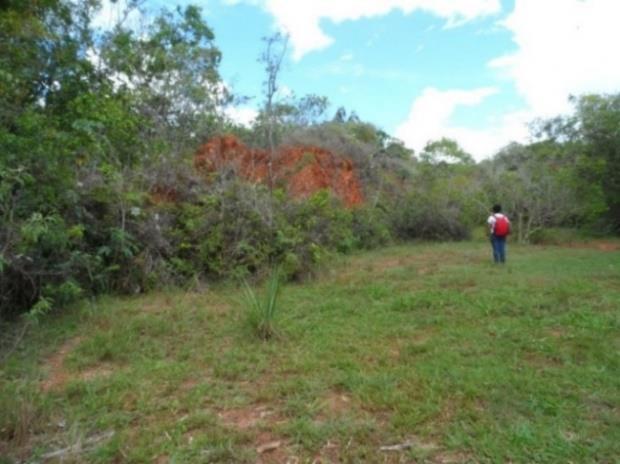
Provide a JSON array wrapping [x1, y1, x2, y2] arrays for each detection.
[[98, 0, 620, 160]]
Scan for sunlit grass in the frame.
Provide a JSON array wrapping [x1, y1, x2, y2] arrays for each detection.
[[1, 241, 619, 462]]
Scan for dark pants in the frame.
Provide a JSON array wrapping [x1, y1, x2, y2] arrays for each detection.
[[491, 235, 506, 263]]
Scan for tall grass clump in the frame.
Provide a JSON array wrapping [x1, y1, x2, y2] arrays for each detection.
[[242, 267, 282, 340]]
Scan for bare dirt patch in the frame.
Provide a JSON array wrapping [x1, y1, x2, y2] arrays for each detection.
[[335, 252, 445, 284], [432, 450, 473, 463], [378, 436, 474, 464], [218, 404, 279, 430], [40, 337, 82, 392], [254, 431, 295, 464], [322, 391, 352, 417], [595, 242, 620, 251], [372, 257, 407, 273], [547, 328, 566, 338], [377, 436, 441, 464], [78, 363, 115, 382], [523, 350, 564, 369], [140, 302, 171, 314], [216, 404, 295, 462], [550, 240, 620, 252], [312, 439, 342, 463], [179, 377, 200, 392], [417, 265, 438, 276], [340, 250, 463, 280], [41, 337, 117, 392]]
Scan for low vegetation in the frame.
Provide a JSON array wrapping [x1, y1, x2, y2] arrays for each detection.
[[1, 242, 618, 463]]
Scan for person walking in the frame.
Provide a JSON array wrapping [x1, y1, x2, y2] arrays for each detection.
[[488, 204, 511, 263]]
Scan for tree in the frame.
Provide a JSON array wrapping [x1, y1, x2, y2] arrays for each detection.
[[482, 141, 603, 242], [258, 32, 288, 193], [530, 94, 620, 233], [0, 0, 228, 318], [332, 106, 347, 123], [289, 94, 329, 126], [99, 4, 225, 162], [574, 94, 620, 232], [420, 138, 474, 165]]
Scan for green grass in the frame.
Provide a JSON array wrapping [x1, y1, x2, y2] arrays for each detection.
[[1, 241, 619, 463]]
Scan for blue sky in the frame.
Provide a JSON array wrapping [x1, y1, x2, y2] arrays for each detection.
[[99, 0, 620, 160]]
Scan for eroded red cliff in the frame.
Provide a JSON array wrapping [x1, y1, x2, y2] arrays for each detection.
[[194, 135, 364, 207]]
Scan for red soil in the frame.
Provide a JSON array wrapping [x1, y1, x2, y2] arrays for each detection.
[[194, 135, 364, 207]]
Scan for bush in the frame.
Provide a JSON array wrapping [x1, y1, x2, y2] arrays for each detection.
[[351, 206, 393, 249], [528, 228, 590, 245], [391, 194, 470, 241]]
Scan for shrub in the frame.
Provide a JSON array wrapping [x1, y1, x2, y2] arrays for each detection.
[[391, 193, 470, 241], [242, 266, 282, 340], [528, 228, 589, 245]]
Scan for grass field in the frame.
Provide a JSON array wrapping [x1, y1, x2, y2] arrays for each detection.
[[1, 241, 619, 463]]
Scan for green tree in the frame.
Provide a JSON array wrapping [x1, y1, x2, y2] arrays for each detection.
[[100, 4, 225, 161], [574, 94, 620, 232], [420, 137, 474, 165], [0, 0, 227, 318], [482, 141, 605, 242]]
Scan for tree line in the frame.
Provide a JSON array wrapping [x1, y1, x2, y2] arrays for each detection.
[[1, 0, 618, 320]]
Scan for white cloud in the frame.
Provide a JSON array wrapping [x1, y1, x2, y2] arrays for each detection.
[[224, 106, 259, 126], [490, 0, 620, 117], [396, 0, 620, 161], [257, 0, 501, 59], [441, 110, 532, 160], [395, 87, 531, 160]]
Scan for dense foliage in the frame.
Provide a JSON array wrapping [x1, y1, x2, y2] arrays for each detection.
[[1, 0, 618, 320]]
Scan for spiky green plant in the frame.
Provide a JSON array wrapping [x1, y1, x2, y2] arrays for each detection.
[[242, 267, 281, 340]]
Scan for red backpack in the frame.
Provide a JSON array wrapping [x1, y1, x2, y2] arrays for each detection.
[[494, 215, 510, 237]]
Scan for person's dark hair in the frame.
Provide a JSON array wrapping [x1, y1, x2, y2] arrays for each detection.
[[492, 204, 502, 213]]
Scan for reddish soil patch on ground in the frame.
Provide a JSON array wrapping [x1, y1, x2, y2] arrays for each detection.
[[217, 404, 296, 463], [40, 337, 83, 392], [254, 432, 293, 464], [40, 337, 115, 392], [586, 241, 619, 251], [544, 240, 620, 251], [218, 404, 278, 430], [194, 135, 364, 208]]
